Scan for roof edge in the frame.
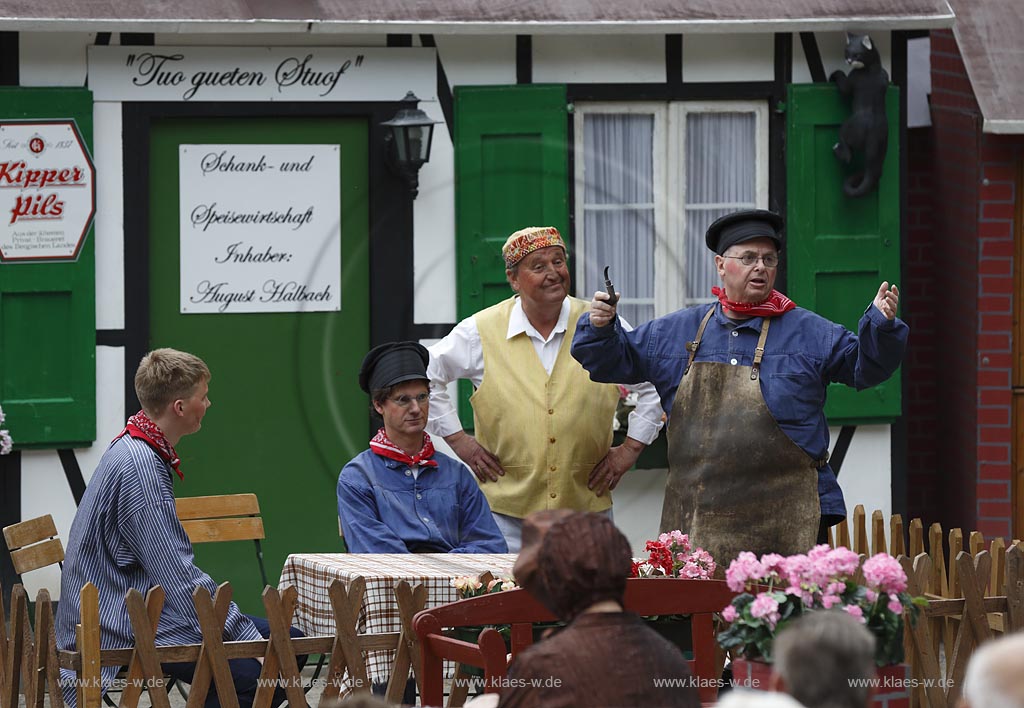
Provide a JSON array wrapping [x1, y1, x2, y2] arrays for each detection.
[[0, 14, 956, 35]]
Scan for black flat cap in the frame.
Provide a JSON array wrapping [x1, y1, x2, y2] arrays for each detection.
[[358, 341, 430, 394], [705, 209, 784, 255]]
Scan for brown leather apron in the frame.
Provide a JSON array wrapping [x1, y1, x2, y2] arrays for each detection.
[[661, 307, 820, 570]]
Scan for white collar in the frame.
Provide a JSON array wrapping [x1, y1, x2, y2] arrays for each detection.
[[507, 296, 570, 343]]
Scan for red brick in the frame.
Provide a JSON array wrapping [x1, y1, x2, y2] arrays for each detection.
[[980, 182, 1014, 201], [981, 276, 1014, 294], [982, 202, 1015, 219], [977, 482, 1010, 500], [979, 222, 1012, 239], [978, 370, 1011, 387], [980, 389, 1012, 406], [979, 259, 1012, 276], [980, 426, 1011, 443], [980, 463, 1011, 480], [977, 334, 1010, 351], [977, 444, 1010, 462], [979, 295, 1012, 312], [977, 519, 1011, 538], [981, 353, 1012, 368], [984, 164, 1016, 182], [979, 501, 1011, 517]]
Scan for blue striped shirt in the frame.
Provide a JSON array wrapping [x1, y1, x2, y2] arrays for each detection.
[[55, 435, 262, 706]]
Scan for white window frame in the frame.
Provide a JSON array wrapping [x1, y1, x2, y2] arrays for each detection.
[[574, 100, 769, 318]]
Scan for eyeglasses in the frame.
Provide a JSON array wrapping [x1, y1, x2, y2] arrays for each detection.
[[388, 392, 430, 408], [723, 253, 780, 268]]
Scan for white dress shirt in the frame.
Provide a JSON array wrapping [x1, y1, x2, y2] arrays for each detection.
[[426, 297, 664, 444]]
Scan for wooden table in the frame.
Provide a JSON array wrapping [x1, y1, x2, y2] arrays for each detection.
[[279, 553, 517, 687]]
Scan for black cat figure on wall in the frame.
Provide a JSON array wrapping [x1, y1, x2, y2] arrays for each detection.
[[829, 33, 889, 198]]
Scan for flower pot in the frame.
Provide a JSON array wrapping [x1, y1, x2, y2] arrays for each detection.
[[729, 658, 912, 707]]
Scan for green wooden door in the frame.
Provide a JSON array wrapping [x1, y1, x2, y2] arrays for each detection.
[[148, 117, 369, 611], [786, 84, 901, 422], [454, 85, 569, 427]]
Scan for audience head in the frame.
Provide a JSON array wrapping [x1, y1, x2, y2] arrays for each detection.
[[134, 348, 210, 417], [515, 510, 632, 621], [771, 610, 875, 708], [717, 690, 806, 708], [962, 632, 1024, 708]]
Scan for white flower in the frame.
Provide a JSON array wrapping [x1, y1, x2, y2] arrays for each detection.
[[0, 429, 12, 455]]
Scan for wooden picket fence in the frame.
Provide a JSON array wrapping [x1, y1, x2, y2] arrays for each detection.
[[0, 578, 425, 708], [829, 505, 1024, 707]]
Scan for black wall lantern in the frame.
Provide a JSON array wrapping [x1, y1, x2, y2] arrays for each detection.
[[381, 91, 441, 199]]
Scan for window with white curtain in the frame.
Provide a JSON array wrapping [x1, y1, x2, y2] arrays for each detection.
[[574, 102, 768, 324]]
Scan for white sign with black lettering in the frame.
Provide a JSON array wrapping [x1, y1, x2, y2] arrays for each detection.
[[179, 144, 341, 314]]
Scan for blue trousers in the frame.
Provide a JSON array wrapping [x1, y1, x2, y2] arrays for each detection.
[[163, 615, 306, 708]]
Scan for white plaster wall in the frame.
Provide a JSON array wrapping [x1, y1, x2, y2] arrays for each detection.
[[18, 32, 91, 86], [613, 468, 669, 556], [412, 104, 457, 324], [793, 31, 893, 84], [831, 424, 893, 546], [154, 33, 387, 47], [94, 101, 125, 329], [19, 346, 125, 599], [433, 35, 516, 89], [682, 33, 774, 83], [533, 35, 665, 84], [907, 36, 932, 128]]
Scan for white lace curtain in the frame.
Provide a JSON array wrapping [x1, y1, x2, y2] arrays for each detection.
[[579, 109, 758, 323]]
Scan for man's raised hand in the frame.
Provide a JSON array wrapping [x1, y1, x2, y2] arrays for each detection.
[[872, 282, 899, 321], [589, 290, 620, 328]]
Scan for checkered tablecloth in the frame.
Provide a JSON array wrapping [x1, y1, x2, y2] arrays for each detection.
[[279, 553, 517, 687]]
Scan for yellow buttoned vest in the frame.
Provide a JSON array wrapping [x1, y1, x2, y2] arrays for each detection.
[[471, 296, 621, 518]]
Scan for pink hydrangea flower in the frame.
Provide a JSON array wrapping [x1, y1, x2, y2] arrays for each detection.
[[821, 593, 842, 609], [749, 593, 781, 628], [722, 604, 738, 622], [659, 530, 692, 553], [863, 554, 908, 594], [726, 552, 766, 592], [826, 547, 861, 577], [865, 589, 878, 603], [887, 598, 904, 615], [844, 605, 865, 621]]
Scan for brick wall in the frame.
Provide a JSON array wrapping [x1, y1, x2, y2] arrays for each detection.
[[909, 30, 1020, 537]]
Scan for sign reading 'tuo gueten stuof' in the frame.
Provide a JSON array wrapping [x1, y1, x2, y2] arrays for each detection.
[[178, 144, 341, 314]]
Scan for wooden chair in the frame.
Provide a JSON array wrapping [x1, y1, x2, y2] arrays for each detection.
[[175, 493, 269, 587], [413, 576, 738, 707], [3, 514, 64, 576]]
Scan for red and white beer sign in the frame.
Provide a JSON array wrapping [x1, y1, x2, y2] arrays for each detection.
[[0, 120, 96, 262]]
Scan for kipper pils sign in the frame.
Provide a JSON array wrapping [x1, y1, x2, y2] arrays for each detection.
[[0, 121, 96, 262]]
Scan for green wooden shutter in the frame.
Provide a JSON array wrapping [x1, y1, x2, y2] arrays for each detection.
[[786, 84, 901, 423], [0, 89, 96, 447], [453, 85, 569, 428]]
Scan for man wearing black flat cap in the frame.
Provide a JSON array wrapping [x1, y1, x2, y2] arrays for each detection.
[[336, 341, 507, 553], [571, 209, 907, 568]]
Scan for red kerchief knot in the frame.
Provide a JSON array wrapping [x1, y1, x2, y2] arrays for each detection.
[[711, 287, 796, 317], [119, 410, 184, 480], [502, 226, 567, 269], [369, 427, 439, 468]]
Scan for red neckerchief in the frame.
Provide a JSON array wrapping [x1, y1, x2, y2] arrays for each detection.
[[369, 428, 439, 468], [117, 410, 184, 480], [711, 287, 797, 317]]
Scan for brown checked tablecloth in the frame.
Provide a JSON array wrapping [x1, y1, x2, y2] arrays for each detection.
[[278, 553, 517, 687]]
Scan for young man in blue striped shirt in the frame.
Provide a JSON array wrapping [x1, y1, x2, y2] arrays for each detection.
[[56, 348, 299, 708]]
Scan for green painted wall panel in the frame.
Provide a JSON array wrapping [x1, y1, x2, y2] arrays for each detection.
[[787, 84, 902, 422]]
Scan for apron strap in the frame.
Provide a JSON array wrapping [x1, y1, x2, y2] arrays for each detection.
[[684, 306, 717, 376], [750, 318, 771, 381]]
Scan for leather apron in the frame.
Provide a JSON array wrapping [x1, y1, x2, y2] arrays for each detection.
[[661, 307, 820, 570]]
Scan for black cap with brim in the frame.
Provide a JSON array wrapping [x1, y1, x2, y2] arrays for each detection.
[[358, 341, 430, 394], [705, 209, 784, 255]]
